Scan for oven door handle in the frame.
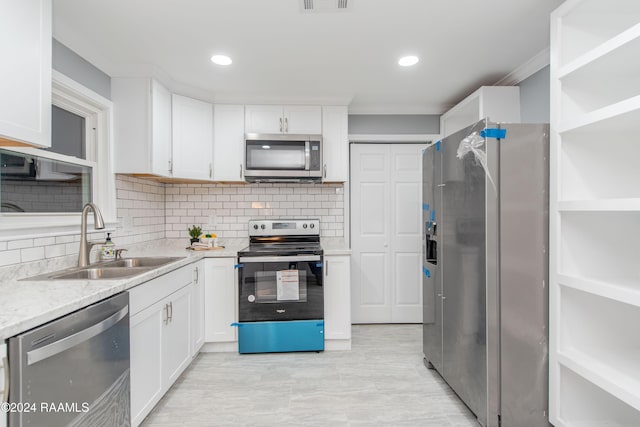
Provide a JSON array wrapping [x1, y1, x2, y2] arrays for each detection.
[[238, 255, 321, 263]]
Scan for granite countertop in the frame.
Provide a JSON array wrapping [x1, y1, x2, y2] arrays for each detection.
[[0, 237, 349, 341], [0, 239, 247, 341], [321, 238, 351, 255]]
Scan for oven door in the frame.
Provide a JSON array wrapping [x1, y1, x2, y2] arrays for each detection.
[[238, 254, 323, 321]]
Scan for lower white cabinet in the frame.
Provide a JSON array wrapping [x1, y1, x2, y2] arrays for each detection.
[[324, 255, 351, 342], [204, 257, 237, 343], [129, 265, 193, 427], [190, 260, 205, 355]]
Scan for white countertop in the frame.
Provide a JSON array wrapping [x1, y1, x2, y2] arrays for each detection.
[[0, 239, 246, 341], [0, 237, 349, 341]]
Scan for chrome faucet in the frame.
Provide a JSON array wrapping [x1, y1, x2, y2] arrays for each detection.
[[78, 203, 105, 267]]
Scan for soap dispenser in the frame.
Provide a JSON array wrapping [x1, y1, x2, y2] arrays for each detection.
[[101, 233, 116, 260]]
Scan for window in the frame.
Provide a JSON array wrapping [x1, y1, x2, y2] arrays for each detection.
[[0, 70, 115, 238]]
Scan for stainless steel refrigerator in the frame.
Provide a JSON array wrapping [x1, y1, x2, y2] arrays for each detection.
[[422, 119, 550, 427]]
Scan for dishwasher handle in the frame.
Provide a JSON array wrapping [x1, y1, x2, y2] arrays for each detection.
[[2, 356, 8, 403], [26, 305, 129, 366]]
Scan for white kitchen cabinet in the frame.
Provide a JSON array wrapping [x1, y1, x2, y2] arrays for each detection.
[[439, 86, 520, 139], [1, 342, 6, 427], [171, 94, 214, 180], [190, 260, 205, 356], [323, 255, 351, 344], [245, 105, 321, 134], [321, 106, 349, 182], [550, 1, 640, 425], [129, 265, 193, 427], [213, 104, 245, 181], [204, 257, 237, 344], [0, 0, 51, 148], [112, 78, 172, 176], [160, 284, 192, 386]]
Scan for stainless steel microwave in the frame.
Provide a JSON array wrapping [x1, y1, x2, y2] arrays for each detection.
[[244, 133, 322, 182]]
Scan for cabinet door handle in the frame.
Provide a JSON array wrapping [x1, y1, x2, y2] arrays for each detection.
[[169, 302, 173, 323], [168, 160, 173, 175], [279, 117, 283, 132], [240, 163, 243, 179], [195, 266, 199, 284], [323, 164, 327, 179], [325, 260, 329, 276], [163, 304, 169, 325], [209, 163, 212, 179], [284, 117, 288, 133]]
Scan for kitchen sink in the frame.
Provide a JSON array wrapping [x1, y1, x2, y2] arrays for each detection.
[[49, 267, 151, 280], [104, 257, 183, 268], [23, 256, 185, 281]]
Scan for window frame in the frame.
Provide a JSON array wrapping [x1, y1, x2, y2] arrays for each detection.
[[0, 70, 116, 240]]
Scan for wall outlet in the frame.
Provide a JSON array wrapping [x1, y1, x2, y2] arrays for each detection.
[[335, 187, 344, 194]]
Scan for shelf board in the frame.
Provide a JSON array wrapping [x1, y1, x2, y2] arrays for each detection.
[[558, 274, 640, 309], [559, 22, 640, 79], [557, 350, 640, 412], [557, 198, 640, 211], [559, 94, 640, 133]]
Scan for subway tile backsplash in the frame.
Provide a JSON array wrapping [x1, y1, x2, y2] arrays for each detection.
[[165, 182, 344, 239], [0, 175, 344, 268]]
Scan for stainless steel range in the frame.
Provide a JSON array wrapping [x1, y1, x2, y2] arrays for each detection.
[[236, 219, 324, 353]]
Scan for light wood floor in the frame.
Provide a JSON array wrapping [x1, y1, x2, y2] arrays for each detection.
[[142, 324, 478, 426]]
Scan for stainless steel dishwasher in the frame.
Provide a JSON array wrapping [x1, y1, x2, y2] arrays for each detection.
[[7, 292, 130, 427]]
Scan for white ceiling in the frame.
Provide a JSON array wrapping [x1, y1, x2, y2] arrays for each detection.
[[52, 0, 564, 114]]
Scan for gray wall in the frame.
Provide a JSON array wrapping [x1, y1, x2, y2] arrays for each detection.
[[518, 66, 550, 123], [52, 39, 111, 99], [348, 114, 440, 135]]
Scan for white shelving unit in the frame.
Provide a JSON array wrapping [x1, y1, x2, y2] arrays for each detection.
[[550, 1, 640, 425]]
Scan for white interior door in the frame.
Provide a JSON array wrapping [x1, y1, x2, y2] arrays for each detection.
[[351, 143, 425, 323]]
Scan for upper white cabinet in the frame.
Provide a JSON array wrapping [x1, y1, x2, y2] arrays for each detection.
[[112, 78, 172, 176], [213, 104, 245, 182], [171, 94, 214, 180], [321, 106, 349, 182], [245, 105, 321, 134], [439, 86, 520, 139], [549, 1, 640, 426], [0, 0, 51, 148]]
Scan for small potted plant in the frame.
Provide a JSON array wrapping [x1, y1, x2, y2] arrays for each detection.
[[188, 225, 202, 245]]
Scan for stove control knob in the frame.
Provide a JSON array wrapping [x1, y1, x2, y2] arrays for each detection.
[[253, 225, 258, 230], [260, 224, 266, 230], [310, 223, 315, 229], [303, 223, 308, 229]]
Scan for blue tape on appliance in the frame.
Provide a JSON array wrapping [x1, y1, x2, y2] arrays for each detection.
[[234, 263, 244, 269], [422, 203, 429, 211], [436, 140, 441, 151], [316, 263, 323, 268], [422, 266, 431, 278], [431, 210, 435, 221], [480, 128, 507, 139]]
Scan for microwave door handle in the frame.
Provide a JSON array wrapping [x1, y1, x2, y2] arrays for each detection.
[[305, 140, 310, 171]]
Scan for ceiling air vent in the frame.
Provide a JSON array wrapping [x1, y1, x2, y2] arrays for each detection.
[[301, 0, 350, 13]]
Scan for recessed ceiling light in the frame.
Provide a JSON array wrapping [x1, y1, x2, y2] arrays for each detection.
[[261, 145, 271, 149], [211, 55, 232, 66], [398, 55, 419, 67]]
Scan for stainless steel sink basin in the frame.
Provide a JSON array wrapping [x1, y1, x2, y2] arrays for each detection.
[[103, 257, 183, 268], [23, 256, 185, 281], [50, 267, 151, 280]]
